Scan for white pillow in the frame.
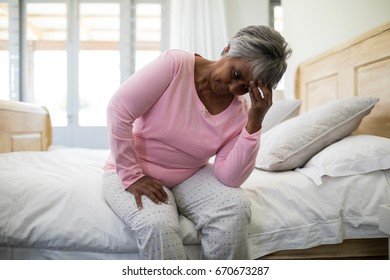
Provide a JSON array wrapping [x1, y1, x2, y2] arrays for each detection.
[[295, 135, 390, 185], [261, 100, 302, 132], [256, 96, 379, 171]]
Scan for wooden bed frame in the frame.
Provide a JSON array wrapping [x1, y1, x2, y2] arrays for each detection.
[[1, 21, 389, 260], [260, 21, 390, 260], [0, 100, 51, 153]]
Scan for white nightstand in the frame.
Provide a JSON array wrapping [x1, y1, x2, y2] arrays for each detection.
[[379, 204, 390, 259]]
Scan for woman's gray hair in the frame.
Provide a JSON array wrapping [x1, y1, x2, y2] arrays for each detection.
[[225, 25, 292, 89]]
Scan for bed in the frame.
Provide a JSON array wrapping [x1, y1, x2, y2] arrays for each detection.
[[1, 22, 390, 260]]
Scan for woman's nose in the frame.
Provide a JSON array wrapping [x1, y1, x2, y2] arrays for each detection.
[[229, 80, 248, 94]]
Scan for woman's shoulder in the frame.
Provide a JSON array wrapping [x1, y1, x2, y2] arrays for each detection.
[[164, 49, 193, 57], [162, 49, 195, 65]]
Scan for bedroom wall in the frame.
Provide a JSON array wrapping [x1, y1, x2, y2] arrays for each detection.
[[282, 0, 390, 99], [224, 0, 270, 39]]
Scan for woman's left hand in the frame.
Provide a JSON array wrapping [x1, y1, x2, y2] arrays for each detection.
[[245, 81, 273, 134]]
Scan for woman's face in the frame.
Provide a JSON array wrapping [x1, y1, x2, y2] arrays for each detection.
[[210, 56, 253, 97]]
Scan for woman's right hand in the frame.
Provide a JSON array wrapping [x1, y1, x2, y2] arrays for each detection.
[[246, 81, 273, 134], [126, 175, 168, 209]]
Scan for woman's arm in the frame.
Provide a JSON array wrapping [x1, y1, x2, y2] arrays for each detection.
[[213, 129, 260, 187], [213, 82, 272, 187], [107, 51, 174, 189]]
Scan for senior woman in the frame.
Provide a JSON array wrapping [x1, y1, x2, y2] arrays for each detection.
[[103, 25, 291, 260]]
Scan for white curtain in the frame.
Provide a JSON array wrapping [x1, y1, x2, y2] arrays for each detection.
[[169, 0, 228, 60]]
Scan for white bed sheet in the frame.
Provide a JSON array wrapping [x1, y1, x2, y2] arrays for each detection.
[[242, 169, 390, 258], [0, 148, 389, 259]]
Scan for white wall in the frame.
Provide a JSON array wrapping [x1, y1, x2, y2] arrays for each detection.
[[283, 0, 390, 99], [224, 0, 269, 39]]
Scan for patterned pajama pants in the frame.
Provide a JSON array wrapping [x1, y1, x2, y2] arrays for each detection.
[[102, 164, 251, 260]]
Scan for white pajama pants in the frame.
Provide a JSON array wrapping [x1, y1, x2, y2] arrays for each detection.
[[102, 164, 251, 260]]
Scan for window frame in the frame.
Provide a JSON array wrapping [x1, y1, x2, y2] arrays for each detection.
[[1, 0, 169, 102], [270, 0, 281, 30]]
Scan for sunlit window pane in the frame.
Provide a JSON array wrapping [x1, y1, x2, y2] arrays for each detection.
[[78, 3, 120, 126], [21, 1, 164, 129], [272, 3, 284, 91], [135, 3, 161, 71], [79, 50, 119, 126], [33, 51, 67, 126], [25, 3, 67, 126], [0, 3, 9, 100], [273, 6, 284, 33]]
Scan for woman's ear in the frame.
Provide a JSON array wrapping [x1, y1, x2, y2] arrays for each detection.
[[221, 45, 230, 55]]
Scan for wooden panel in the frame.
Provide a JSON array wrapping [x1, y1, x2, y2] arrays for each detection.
[[11, 133, 43, 152], [0, 100, 52, 153], [305, 74, 338, 110], [295, 21, 390, 138], [259, 238, 388, 260], [356, 58, 390, 98], [354, 58, 390, 137]]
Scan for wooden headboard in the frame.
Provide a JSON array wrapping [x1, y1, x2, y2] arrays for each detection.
[[0, 100, 52, 153], [295, 21, 390, 138]]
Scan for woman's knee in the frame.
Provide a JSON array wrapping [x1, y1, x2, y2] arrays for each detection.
[[224, 189, 251, 222], [143, 216, 182, 239], [144, 205, 178, 226], [135, 208, 184, 256]]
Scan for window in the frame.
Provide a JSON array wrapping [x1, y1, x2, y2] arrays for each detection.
[[135, 3, 162, 71], [25, 2, 68, 125], [270, 0, 283, 33], [2, 0, 168, 129], [270, 0, 285, 91], [272, 5, 283, 33], [78, 2, 121, 126], [0, 2, 9, 100]]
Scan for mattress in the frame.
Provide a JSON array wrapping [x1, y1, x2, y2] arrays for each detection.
[[0, 147, 389, 259]]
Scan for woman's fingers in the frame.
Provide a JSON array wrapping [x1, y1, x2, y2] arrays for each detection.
[[133, 191, 144, 210], [246, 81, 274, 133], [127, 176, 168, 209], [249, 81, 262, 102], [142, 180, 168, 204], [249, 81, 272, 103]]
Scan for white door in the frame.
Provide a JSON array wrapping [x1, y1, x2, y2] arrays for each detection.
[[22, 0, 166, 148]]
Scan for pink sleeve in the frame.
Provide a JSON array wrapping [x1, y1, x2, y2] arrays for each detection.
[[213, 128, 261, 187], [107, 52, 174, 189]]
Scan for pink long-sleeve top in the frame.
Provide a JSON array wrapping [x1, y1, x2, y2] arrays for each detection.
[[104, 49, 261, 189]]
